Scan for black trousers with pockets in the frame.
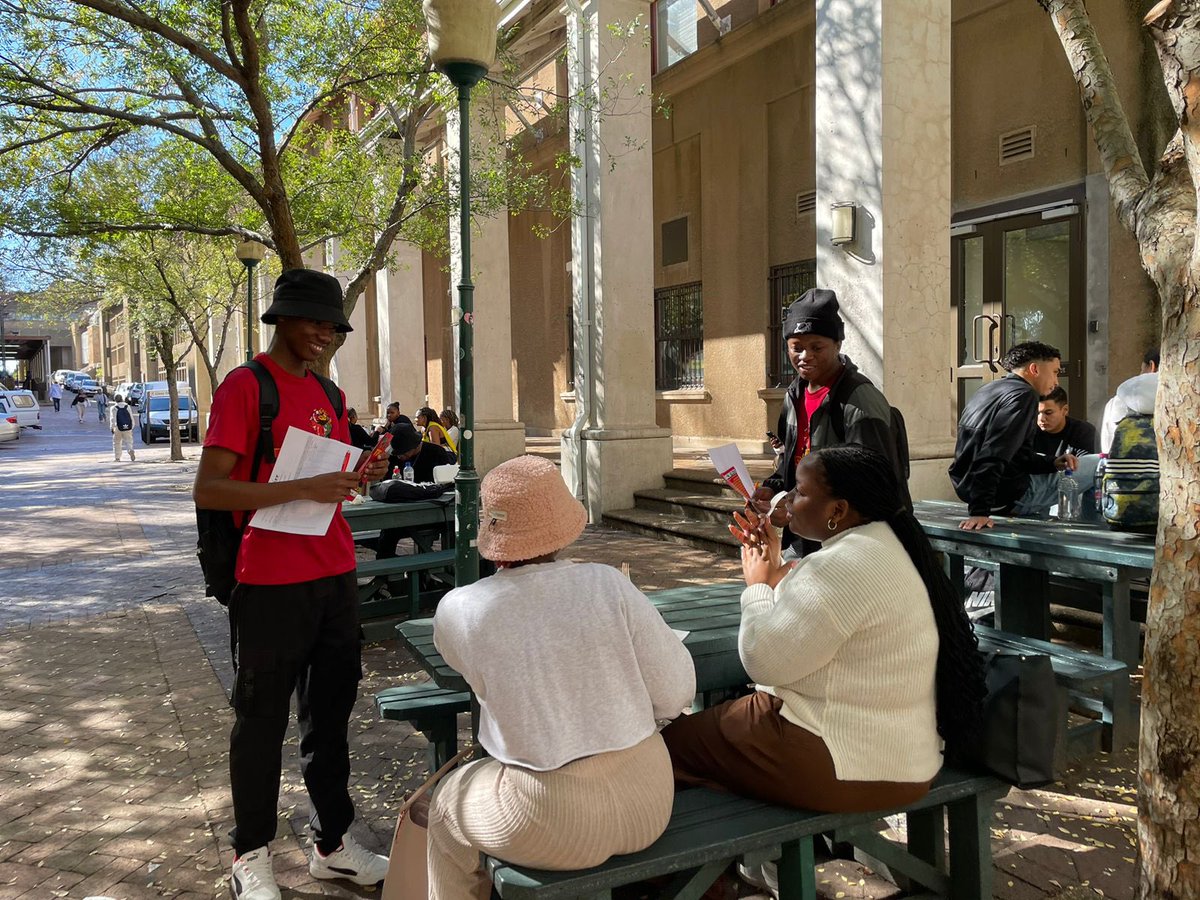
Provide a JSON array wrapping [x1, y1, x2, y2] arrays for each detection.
[[227, 570, 361, 856]]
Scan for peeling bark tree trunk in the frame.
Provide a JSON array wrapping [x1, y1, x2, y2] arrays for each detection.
[[1041, 2, 1200, 897]]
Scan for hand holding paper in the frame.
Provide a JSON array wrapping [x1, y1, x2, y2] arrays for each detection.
[[251, 426, 360, 535]]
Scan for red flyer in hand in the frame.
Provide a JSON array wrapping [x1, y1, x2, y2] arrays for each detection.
[[356, 432, 392, 484]]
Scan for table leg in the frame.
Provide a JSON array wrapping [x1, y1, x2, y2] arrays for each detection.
[[993, 564, 1050, 640], [1101, 575, 1136, 749], [944, 553, 967, 601]]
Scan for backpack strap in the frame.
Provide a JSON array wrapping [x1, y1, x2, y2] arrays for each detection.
[[243, 359, 280, 478], [312, 372, 345, 421]]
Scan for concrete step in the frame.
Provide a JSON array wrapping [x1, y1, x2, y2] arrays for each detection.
[[633, 487, 744, 527], [662, 467, 744, 498], [601, 505, 741, 559]]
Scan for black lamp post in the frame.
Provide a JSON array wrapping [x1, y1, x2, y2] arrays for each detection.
[[235, 240, 267, 362], [421, 0, 499, 589]]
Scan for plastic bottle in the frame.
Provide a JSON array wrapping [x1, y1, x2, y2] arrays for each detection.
[[1093, 456, 1107, 516], [1056, 469, 1081, 522], [392, 466, 401, 481], [402, 461, 415, 483]]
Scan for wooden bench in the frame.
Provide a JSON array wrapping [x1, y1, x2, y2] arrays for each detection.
[[974, 624, 1129, 758], [358, 547, 456, 619], [375, 681, 470, 770], [486, 768, 1008, 899]]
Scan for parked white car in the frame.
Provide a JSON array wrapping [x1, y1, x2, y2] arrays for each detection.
[[0, 397, 20, 443], [0, 390, 41, 429]]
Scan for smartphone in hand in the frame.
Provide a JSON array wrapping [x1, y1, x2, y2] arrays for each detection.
[[356, 432, 392, 484]]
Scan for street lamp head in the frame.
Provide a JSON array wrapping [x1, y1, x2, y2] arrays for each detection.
[[422, 0, 499, 87], [235, 239, 268, 267]]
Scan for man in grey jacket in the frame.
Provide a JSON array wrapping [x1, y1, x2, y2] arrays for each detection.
[[754, 288, 908, 552], [1100, 346, 1158, 454]]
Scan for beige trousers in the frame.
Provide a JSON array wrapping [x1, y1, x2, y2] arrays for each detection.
[[427, 734, 674, 900], [113, 430, 135, 460]]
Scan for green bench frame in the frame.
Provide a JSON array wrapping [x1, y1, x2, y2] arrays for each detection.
[[357, 548, 457, 639], [487, 768, 1008, 900], [375, 682, 470, 770]]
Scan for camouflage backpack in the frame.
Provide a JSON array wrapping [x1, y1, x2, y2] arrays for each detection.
[[1101, 414, 1158, 531]]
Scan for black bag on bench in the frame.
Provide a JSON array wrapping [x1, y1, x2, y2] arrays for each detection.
[[967, 650, 1058, 788]]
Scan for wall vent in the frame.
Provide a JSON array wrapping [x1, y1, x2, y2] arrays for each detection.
[[999, 126, 1036, 165], [795, 190, 817, 217], [661, 216, 689, 267]]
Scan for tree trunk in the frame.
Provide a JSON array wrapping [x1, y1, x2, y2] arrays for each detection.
[[1041, 2, 1200, 897]]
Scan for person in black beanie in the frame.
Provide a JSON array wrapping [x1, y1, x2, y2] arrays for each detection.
[[752, 288, 909, 555]]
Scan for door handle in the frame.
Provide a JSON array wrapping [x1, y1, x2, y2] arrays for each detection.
[[971, 315, 987, 363], [985, 315, 1000, 373]]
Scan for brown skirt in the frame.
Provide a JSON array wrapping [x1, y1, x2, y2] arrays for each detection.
[[661, 691, 932, 813]]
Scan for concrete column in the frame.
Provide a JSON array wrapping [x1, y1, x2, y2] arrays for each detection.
[[446, 84, 526, 475], [814, 0, 954, 498], [560, 0, 673, 520], [376, 239, 427, 419]]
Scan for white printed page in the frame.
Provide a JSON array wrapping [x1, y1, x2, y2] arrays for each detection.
[[249, 426, 358, 536]]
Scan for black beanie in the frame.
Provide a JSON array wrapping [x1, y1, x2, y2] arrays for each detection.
[[390, 422, 422, 454], [783, 288, 844, 342]]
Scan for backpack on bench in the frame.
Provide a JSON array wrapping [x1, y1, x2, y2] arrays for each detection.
[[195, 360, 344, 605]]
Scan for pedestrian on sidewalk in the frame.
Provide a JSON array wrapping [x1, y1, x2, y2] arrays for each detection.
[[49, 381, 62, 412], [192, 269, 391, 900], [109, 394, 136, 461], [70, 389, 86, 423], [96, 387, 109, 422]]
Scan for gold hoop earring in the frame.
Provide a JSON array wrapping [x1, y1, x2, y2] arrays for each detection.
[[826, 517, 837, 533]]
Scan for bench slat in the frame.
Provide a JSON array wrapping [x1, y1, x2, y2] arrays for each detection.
[[974, 624, 1127, 687], [357, 548, 456, 578]]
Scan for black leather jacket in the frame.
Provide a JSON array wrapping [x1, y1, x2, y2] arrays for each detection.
[[763, 355, 909, 502], [948, 374, 1056, 516]]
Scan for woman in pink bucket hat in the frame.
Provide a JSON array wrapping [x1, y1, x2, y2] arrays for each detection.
[[426, 455, 696, 898]]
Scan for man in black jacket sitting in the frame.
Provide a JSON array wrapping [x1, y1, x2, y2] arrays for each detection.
[[949, 341, 1077, 531]]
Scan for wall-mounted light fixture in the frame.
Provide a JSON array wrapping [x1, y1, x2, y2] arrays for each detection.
[[830, 201, 858, 246]]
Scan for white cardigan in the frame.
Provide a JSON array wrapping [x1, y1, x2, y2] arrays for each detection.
[[739, 521, 942, 783], [434, 560, 696, 771]]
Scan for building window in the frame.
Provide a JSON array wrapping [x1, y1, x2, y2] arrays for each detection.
[[768, 259, 816, 388], [655, 282, 704, 390], [654, 0, 698, 71]]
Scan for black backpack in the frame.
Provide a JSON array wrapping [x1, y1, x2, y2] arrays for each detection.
[[195, 360, 344, 605], [114, 405, 133, 432]]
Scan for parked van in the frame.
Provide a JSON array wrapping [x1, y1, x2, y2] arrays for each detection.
[[0, 390, 41, 429], [53, 369, 85, 386], [138, 386, 199, 444]]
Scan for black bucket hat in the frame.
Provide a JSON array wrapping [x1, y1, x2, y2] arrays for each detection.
[[261, 268, 353, 333], [783, 288, 844, 342]]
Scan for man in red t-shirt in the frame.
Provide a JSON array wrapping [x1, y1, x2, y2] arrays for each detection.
[[194, 269, 390, 900]]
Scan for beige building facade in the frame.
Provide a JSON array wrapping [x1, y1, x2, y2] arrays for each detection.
[[331, 0, 1159, 512]]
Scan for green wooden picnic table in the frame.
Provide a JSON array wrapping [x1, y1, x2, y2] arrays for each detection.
[[914, 498, 1152, 748], [395, 580, 749, 695]]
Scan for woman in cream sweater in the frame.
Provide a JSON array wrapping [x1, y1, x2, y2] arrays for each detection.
[[427, 456, 696, 899], [663, 445, 984, 813]]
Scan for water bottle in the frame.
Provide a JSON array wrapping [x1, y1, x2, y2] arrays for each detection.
[[402, 461, 415, 483], [1056, 469, 1082, 522], [391, 466, 401, 481], [1093, 456, 1107, 517]]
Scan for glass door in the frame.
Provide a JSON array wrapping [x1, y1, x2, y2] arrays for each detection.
[[951, 211, 1084, 418]]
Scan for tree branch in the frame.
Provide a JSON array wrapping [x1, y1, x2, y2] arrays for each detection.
[[1042, 0, 1151, 233], [69, 0, 245, 86]]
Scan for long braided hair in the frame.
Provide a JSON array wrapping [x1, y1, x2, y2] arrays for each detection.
[[810, 446, 986, 760]]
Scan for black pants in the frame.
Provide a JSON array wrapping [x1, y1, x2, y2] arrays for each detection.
[[227, 571, 361, 856], [52, 398, 60, 411]]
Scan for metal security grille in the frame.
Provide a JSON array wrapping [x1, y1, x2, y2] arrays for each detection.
[[768, 259, 816, 387], [655, 282, 704, 390]]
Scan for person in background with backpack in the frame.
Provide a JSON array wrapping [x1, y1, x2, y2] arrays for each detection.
[[1100, 346, 1158, 455], [109, 393, 136, 462], [192, 269, 391, 900], [751, 288, 909, 556]]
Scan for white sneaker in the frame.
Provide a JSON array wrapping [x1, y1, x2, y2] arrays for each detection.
[[737, 860, 779, 898], [308, 831, 389, 886], [230, 847, 281, 900]]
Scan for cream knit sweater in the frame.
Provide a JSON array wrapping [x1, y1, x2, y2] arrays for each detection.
[[434, 560, 697, 771], [740, 521, 942, 783]]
